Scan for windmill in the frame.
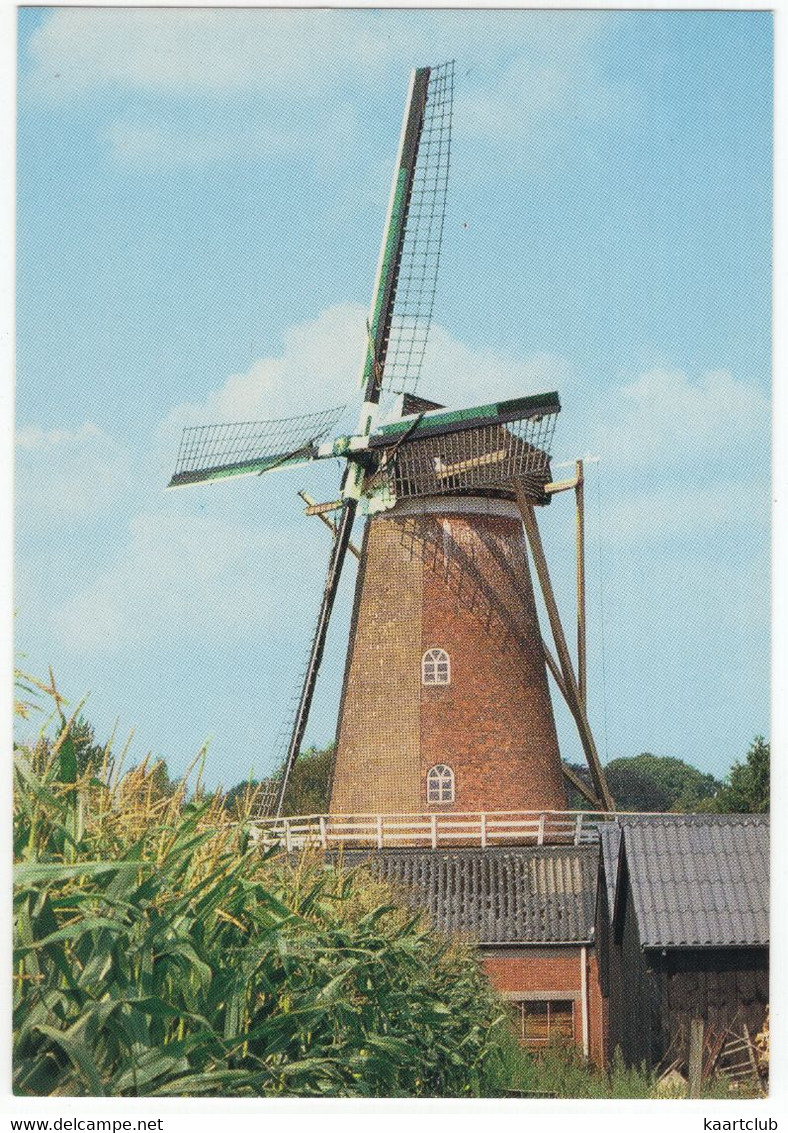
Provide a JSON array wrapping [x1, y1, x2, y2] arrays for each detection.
[[169, 62, 614, 818]]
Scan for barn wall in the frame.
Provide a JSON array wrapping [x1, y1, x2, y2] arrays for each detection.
[[649, 948, 769, 1064], [603, 864, 769, 1070], [482, 946, 607, 1067], [605, 863, 660, 1069]]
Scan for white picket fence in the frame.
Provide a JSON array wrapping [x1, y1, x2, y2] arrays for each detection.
[[251, 809, 613, 852]]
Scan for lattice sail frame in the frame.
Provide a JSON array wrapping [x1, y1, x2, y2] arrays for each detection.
[[169, 405, 346, 488], [381, 60, 454, 400], [169, 65, 455, 492]]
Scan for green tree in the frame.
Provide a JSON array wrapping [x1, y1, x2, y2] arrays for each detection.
[[70, 715, 108, 777], [221, 744, 335, 819], [280, 743, 334, 815], [222, 778, 280, 819], [565, 753, 722, 812], [703, 736, 769, 813], [223, 778, 261, 814]]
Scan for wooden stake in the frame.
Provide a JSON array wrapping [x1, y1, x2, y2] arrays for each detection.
[[562, 762, 600, 809], [542, 640, 569, 701], [515, 483, 615, 811], [743, 1023, 766, 1096], [688, 1017, 704, 1098]]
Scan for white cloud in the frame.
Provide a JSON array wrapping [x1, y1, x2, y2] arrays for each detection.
[[15, 422, 133, 523], [421, 325, 571, 407], [457, 39, 625, 147], [24, 8, 625, 166], [33, 308, 768, 664], [53, 508, 325, 652], [599, 480, 769, 544], [161, 304, 367, 438], [105, 105, 361, 169], [590, 367, 770, 471], [26, 9, 390, 99], [161, 303, 572, 442]]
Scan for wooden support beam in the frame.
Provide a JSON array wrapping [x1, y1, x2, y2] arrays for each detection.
[[542, 640, 568, 702], [515, 482, 615, 812], [517, 482, 579, 690], [299, 492, 362, 560], [302, 496, 342, 516], [544, 476, 579, 495], [562, 762, 600, 809], [435, 448, 507, 479], [575, 459, 587, 706]]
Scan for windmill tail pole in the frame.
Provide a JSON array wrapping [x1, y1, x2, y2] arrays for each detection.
[[275, 497, 359, 817]]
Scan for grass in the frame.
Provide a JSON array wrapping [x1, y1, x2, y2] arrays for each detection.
[[487, 1035, 762, 1100]]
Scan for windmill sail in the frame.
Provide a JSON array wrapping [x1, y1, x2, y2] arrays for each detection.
[[168, 405, 346, 488], [167, 60, 614, 821], [275, 63, 454, 815], [379, 60, 454, 401]]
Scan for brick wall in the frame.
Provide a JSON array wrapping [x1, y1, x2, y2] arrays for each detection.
[[483, 946, 607, 1067], [419, 511, 564, 812], [330, 499, 566, 815], [330, 517, 424, 813]]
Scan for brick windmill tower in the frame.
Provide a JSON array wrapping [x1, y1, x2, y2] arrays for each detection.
[[169, 62, 614, 821], [329, 416, 566, 816]]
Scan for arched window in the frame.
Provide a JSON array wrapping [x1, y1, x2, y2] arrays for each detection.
[[427, 764, 455, 804], [422, 647, 450, 686]]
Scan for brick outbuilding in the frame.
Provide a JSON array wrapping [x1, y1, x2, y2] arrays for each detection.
[[347, 844, 607, 1066]]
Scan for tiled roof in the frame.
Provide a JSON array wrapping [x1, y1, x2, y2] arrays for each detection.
[[345, 845, 598, 944], [619, 814, 769, 949]]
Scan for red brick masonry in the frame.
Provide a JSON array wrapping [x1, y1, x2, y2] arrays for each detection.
[[331, 500, 565, 814], [483, 947, 607, 1067]]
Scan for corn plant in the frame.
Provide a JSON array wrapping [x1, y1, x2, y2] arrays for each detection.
[[13, 675, 505, 1097]]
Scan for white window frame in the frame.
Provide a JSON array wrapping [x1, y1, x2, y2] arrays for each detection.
[[422, 647, 451, 686], [427, 763, 455, 804]]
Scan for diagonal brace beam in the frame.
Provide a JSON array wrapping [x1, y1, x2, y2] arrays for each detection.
[[562, 762, 601, 809], [515, 482, 615, 811], [299, 491, 362, 560]]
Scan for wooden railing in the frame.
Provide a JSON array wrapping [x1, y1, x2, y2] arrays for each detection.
[[250, 810, 615, 852]]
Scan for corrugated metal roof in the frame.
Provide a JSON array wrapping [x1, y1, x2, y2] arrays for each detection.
[[345, 846, 598, 944], [619, 814, 769, 949]]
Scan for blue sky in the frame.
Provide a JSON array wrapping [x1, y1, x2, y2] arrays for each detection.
[[15, 7, 772, 792]]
